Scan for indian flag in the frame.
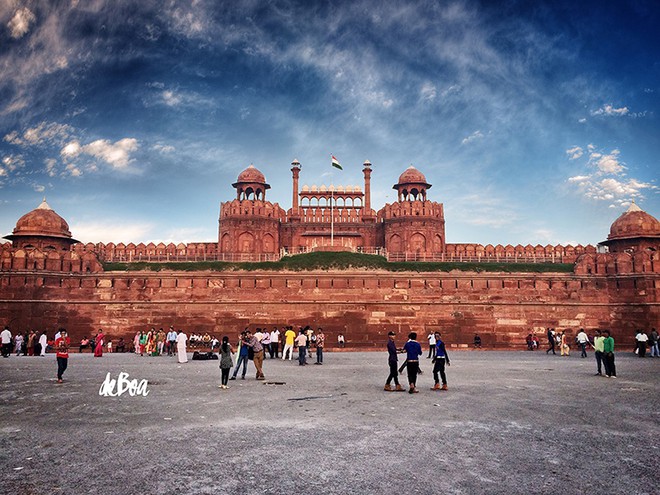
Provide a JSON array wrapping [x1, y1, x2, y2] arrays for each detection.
[[331, 155, 342, 170]]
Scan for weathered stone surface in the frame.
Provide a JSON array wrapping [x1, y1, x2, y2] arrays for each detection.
[[1, 270, 657, 349], [1, 351, 657, 495]]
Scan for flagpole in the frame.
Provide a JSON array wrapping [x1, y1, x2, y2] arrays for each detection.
[[330, 173, 334, 247]]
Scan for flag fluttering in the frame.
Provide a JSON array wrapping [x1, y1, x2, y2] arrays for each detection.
[[331, 155, 342, 170]]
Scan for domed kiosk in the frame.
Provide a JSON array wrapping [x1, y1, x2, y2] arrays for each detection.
[[393, 166, 432, 201], [599, 202, 660, 253], [232, 165, 270, 200], [4, 199, 79, 251]]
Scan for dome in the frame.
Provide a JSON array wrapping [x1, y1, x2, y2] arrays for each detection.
[[397, 166, 428, 185], [608, 203, 660, 240], [236, 165, 266, 184], [11, 199, 73, 239]]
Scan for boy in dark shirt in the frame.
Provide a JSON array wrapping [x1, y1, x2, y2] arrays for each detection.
[[384, 332, 405, 392]]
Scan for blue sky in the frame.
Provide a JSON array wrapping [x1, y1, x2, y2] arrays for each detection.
[[1, 0, 658, 247]]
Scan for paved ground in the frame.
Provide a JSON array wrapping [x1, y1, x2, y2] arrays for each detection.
[[1, 348, 658, 495]]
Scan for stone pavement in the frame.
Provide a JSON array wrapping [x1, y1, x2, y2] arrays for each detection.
[[1, 349, 658, 494]]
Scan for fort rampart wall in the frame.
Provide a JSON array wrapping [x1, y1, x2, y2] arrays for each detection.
[[1, 270, 657, 349]]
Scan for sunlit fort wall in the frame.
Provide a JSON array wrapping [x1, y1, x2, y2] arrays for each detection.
[[1, 160, 658, 348]]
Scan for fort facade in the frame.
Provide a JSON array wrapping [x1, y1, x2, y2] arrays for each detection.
[[1, 162, 658, 347]]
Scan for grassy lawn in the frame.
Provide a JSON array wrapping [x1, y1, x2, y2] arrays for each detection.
[[102, 252, 574, 273]]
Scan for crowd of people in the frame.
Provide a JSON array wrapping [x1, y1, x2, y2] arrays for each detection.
[[2, 322, 656, 387]]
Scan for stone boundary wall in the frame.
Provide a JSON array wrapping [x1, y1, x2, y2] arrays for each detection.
[[1, 270, 657, 349]]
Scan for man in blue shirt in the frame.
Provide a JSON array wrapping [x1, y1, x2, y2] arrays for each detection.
[[384, 332, 405, 392], [403, 332, 422, 394], [431, 331, 450, 391], [229, 331, 250, 380]]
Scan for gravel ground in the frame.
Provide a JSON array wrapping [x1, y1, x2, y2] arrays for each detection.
[[1, 349, 658, 495]]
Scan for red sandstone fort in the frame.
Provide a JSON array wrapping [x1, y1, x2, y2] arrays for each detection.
[[1, 161, 658, 348]]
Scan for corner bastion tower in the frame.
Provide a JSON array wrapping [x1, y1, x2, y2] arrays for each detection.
[[218, 160, 446, 257], [379, 166, 445, 258]]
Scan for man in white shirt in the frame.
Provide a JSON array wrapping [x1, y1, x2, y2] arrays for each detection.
[[427, 332, 436, 359], [1, 326, 12, 358], [270, 327, 280, 358], [261, 331, 271, 358], [576, 329, 590, 358], [636, 331, 649, 358]]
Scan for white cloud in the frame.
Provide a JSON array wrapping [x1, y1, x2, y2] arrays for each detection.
[[81, 138, 139, 169], [2, 154, 25, 171], [162, 90, 182, 107], [578, 118, 587, 123], [591, 104, 629, 117], [566, 145, 657, 204], [565, 146, 583, 160], [420, 82, 437, 101], [8, 7, 36, 39], [33, 184, 45, 193], [44, 158, 57, 177], [61, 141, 81, 157], [153, 144, 175, 153], [591, 149, 624, 175], [65, 163, 82, 177], [4, 121, 72, 147], [461, 130, 484, 145]]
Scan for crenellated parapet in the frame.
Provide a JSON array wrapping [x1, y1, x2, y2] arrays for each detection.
[[378, 200, 444, 220], [1, 245, 102, 272], [220, 198, 286, 221], [76, 241, 219, 262], [446, 243, 596, 263], [575, 250, 659, 275]]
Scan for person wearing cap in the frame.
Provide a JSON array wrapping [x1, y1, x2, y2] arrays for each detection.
[[403, 332, 422, 394], [431, 331, 450, 391], [383, 331, 405, 392], [54, 329, 70, 383]]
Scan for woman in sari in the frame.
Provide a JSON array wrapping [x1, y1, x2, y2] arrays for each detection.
[[94, 329, 105, 357]]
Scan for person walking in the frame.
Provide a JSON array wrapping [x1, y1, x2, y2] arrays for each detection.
[[230, 332, 249, 380], [39, 331, 48, 356], [218, 336, 234, 389], [576, 328, 589, 358], [593, 330, 605, 376], [603, 330, 616, 378], [314, 328, 325, 365], [1, 326, 12, 358], [383, 332, 405, 392], [54, 329, 70, 383], [403, 332, 422, 394], [244, 330, 265, 380], [649, 328, 659, 357], [282, 326, 296, 361], [545, 328, 556, 355], [431, 331, 450, 391]]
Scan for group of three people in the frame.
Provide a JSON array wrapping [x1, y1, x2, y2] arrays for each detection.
[[385, 331, 450, 394]]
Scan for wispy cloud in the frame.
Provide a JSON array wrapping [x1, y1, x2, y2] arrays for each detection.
[[7, 7, 36, 39], [461, 130, 484, 145], [3, 121, 140, 176], [566, 146, 583, 160], [591, 104, 629, 116]]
